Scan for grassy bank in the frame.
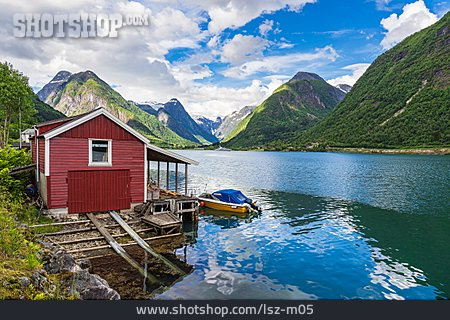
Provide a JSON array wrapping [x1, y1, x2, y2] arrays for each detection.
[[0, 147, 68, 299]]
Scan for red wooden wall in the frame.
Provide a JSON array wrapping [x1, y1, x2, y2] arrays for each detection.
[[59, 115, 139, 141], [67, 170, 131, 214], [47, 115, 145, 209]]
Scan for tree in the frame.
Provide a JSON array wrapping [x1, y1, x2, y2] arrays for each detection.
[[0, 62, 34, 148]]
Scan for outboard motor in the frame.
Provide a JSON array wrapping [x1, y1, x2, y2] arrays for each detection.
[[245, 198, 260, 211]]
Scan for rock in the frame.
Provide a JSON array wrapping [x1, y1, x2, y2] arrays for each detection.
[[78, 259, 92, 271], [69, 270, 120, 300], [18, 276, 31, 288], [37, 241, 118, 300], [31, 269, 47, 288], [43, 248, 80, 274]]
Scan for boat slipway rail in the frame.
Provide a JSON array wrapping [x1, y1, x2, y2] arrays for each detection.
[[86, 213, 161, 284], [108, 211, 186, 275]]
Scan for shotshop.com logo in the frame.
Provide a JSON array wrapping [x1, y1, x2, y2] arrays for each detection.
[[13, 13, 149, 38]]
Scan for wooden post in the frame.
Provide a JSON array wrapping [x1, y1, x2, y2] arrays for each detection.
[[157, 161, 160, 190], [166, 162, 170, 191], [185, 164, 188, 196], [148, 161, 151, 187], [175, 163, 178, 194]]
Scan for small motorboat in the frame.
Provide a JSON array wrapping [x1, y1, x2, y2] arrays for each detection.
[[198, 189, 260, 213]]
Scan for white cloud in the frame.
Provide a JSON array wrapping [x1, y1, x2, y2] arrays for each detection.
[[0, 0, 325, 120], [220, 34, 269, 65], [380, 0, 438, 49], [204, 0, 316, 34], [223, 46, 339, 79], [183, 79, 282, 118], [259, 19, 274, 36], [278, 42, 294, 49], [327, 63, 371, 86], [373, 0, 392, 11]]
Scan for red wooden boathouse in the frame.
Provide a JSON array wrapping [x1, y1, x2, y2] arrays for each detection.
[[30, 108, 198, 214]]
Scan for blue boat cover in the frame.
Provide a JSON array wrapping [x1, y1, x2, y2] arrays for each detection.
[[212, 189, 249, 205]]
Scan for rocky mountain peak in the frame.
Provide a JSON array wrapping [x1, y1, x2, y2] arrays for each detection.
[[336, 84, 352, 93], [37, 70, 72, 101], [290, 72, 324, 82], [51, 70, 72, 82]]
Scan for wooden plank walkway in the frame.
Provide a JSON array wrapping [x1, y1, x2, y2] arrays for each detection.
[[142, 212, 182, 235]]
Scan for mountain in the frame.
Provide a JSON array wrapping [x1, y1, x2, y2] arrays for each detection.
[[224, 72, 346, 149], [152, 99, 219, 145], [194, 116, 222, 136], [216, 105, 255, 140], [32, 94, 65, 123], [335, 84, 352, 93], [37, 71, 193, 147], [298, 13, 450, 149], [135, 101, 164, 116], [135, 102, 158, 116], [37, 70, 72, 102], [193, 105, 256, 141]]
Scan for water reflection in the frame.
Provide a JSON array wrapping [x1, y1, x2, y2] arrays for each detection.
[[199, 207, 260, 229], [156, 189, 447, 300]]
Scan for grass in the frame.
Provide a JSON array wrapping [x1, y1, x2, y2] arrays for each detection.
[[0, 147, 72, 299]]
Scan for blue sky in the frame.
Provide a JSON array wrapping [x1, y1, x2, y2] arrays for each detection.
[[0, 0, 447, 118]]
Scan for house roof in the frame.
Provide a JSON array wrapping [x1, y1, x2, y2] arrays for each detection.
[[39, 107, 198, 165], [35, 114, 82, 128]]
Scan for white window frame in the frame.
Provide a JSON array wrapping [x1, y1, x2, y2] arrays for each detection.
[[88, 139, 112, 166]]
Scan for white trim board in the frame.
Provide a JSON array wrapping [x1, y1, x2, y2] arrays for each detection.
[[44, 138, 50, 176], [88, 138, 112, 166], [42, 107, 198, 166], [43, 108, 150, 144], [36, 130, 40, 182], [144, 144, 148, 202]]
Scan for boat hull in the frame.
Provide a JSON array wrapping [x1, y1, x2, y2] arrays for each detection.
[[198, 198, 249, 213]]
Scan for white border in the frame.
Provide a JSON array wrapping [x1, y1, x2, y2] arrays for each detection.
[[88, 139, 112, 166]]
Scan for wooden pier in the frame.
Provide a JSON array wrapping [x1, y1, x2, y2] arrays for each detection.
[[135, 193, 198, 235], [142, 212, 182, 235]]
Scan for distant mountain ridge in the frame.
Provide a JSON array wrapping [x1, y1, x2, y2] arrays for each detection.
[[224, 71, 346, 149], [37, 70, 193, 147], [194, 116, 222, 136], [137, 99, 219, 144], [216, 105, 255, 140]]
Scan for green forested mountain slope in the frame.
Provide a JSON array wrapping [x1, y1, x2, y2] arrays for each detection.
[[224, 72, 346, 149], [39, 71, 194, 147], [297, 13, 450, 148], [32, 94, 65, 123]]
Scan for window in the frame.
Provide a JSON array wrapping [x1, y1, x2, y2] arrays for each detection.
[[89, 139, 112, 166]]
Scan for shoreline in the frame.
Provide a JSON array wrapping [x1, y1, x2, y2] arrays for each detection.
[[187, 147, 450, 155], [325, 147, 450, 155]]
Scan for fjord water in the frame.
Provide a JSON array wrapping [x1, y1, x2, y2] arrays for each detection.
[[158, 151, 450, 299]]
